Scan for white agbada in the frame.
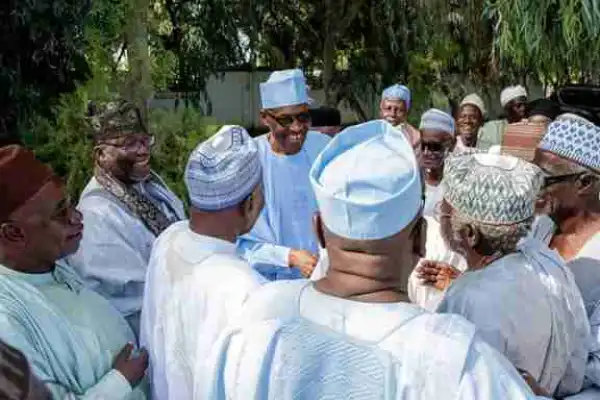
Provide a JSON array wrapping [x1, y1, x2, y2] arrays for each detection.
[[196, 280, 544, 399], [407, 216, 467, 310], [140, 221, 265, 400], [531, 217, 600, 391], [559, 232, 600, 390], [437, 242, 582, 395], [66, 176, 185, 335], [238, 131, 330, 280], [423, 183, 444, 218]]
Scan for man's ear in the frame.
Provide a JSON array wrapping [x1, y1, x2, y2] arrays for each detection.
[[576, 173, 599, 196], [0, 223, 25, 245], [93, 144, 106, 164], [460, 223, 480, 249], [449, 136, 457, 152], [312, 212, 326, 249], [259, 110, 269, 128]]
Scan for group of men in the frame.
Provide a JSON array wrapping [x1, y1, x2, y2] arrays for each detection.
[[1, 68, 600, 400]]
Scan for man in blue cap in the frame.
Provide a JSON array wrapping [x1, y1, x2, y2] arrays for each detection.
[[140, 126, 266, 399], [197, 120, 548, 399], [238, 69, 331, 280]]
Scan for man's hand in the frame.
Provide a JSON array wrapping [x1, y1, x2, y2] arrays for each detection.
[[113, 343, 149, 387], [289, 249, 318, 278], [416, 260, 461, 291], [517, 369, 553, 397]]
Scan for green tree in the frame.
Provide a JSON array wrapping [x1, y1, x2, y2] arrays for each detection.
[[485, 0, 600, 86], [0, 0, 92, 145]]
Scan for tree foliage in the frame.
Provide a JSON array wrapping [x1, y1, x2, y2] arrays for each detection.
[[0, 0, 92, 144], [486, 0, 600, 85]]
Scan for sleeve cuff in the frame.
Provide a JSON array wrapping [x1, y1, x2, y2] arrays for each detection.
[[277, 247, 292, 268], [97, 369, 133, 398]]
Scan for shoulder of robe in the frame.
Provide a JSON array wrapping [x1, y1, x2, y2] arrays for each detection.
[[306, 130, 332, 148], [233, 280, 307, 327]]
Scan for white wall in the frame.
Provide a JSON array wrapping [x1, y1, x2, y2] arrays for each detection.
[[150, 71, 546, 126]]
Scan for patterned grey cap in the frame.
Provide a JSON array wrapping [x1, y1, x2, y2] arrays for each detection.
[[538, 118, 600, 172], [442, 151, 543, 225], [185, 125, 262, 211], [89, 101, 147, 141]]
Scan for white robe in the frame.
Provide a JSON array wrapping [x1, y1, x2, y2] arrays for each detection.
[[238, 132, 331, 281], [565, 232, 600, 390], [423, 183, 444, 218], [0, 262, 147, 399], [437, 240, 585, 395], [196, 280, 545, 399], [407, 216, 468, 311], [531, 217, 600, 396], [140, 221, 265, 400], [65, 176, 186, 336]]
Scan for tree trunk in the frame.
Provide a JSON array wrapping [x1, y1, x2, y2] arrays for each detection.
[[322, 0, 336, 106], [125, 0, 152, 122]]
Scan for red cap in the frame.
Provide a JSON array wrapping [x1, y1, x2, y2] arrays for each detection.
[[0, 146, 54, 222]]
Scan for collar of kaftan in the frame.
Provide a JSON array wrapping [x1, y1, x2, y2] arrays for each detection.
[[94, 165, 176, 237], [172, 228, 238, 265]]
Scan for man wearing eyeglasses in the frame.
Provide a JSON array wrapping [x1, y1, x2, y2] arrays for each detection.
[[237, 69, 331, 281], [65, 101, 186, 337], [533, 117, 600, 394], [407, 109, 467, 311]]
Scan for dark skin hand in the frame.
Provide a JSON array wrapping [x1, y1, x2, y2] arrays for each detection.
[[517, 369, 553, 398], [416, 260, 461, 291], [113, 343, 149, 387]]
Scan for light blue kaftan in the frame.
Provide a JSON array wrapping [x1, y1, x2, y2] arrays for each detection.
[[437, 239, 587, 396], [195, 280, 546, 399], [65, 175, 186, 337], [238, 131, 330, 280], [0, 262, 147, 399]]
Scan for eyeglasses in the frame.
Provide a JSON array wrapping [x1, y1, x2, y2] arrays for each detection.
[[101, 134, 155, 151], [267, 112, 311, 128], [542, 172, 584, 188], [421, 141, 448, 152]]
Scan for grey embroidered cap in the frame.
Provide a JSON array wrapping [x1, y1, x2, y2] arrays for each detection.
[[538, 118, 600, 172], [442, 151, 543, 224], [185, 125, 262, 211]]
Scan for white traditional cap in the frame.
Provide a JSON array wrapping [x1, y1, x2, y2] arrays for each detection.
[[460, 93, 486, 116], [419, 108, 455, 136], [500, 85, 528, 107], [185, 125, 262, 211], [443, 151, 543, 224], [309, 120, 422, 240], [538, 118, 600, 172], [382, 84, 411, 109], [260, 69, 310, 109]]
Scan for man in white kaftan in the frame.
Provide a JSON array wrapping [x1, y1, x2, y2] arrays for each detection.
[[0, 146, 148, 399], [238, 69, 330, 280], [418, 109, 456, 217], [533, 117, 600, 396], [198, 121, 548, 399], [140, 126, 266, 400], [66, 102, 185, 336], [436, 151, 588, 397]]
